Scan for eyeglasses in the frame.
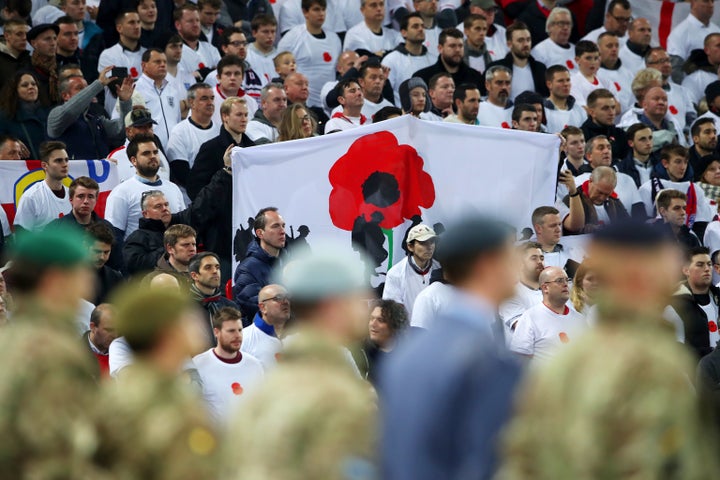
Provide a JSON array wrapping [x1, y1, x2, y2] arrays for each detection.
[[544, 278, 569, 286], [299, 115, 311, 121], [260, 294, 290, 303], [551, 21, 572, 27], [228, 41, 248, 47], [647, 57, 671, 65], [610, 14, 632, 24]]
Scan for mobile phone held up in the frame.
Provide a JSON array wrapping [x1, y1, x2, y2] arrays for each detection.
[[108, 67, 128, 92]]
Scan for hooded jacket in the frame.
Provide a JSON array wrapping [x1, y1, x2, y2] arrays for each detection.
[[671, 282, 720, 359], [232, 240, 283, 320]]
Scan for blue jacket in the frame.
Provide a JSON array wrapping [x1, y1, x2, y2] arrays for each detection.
[[232, 240, 281, 320], [380, 292, 521, 480]]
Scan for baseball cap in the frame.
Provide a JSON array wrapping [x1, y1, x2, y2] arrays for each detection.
[[125, 108, 158, 128], [407, 224, 437, 243]]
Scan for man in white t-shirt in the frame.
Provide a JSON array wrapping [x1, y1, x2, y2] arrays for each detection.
[[383, 224, 440, 318], [241, 284, 290, 370], [210, 55, 259, 127], [477, 65, 512, 128], [530, 205, 584, 271], [618, 18, 652, 75], [246, 14, 278, 85], [175, 4, 221, 77], [499, 242, 545, 341], [645, 47, 696, 134], [167, 83, 220, 190], [14, 140, 71, 232], [597, 32, 635, 114], [344, 0, 401, 56], [531, 8, 576, 73], [667, 0, 720, 76], [246, 83, 288, 144], [277, 0, 342, 108], [324, 78, 368, 132], [510, 266, 588, 362], [581, 0, 630, 44], [544, 65, 587, 133], [193, 306, 264, 422], [105, 134, 186, 241]]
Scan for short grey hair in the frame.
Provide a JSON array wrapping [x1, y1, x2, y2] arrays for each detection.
[[140, 190, 167, 211], [187, 82, 212, 101], [590, 165, 617, 186], [546, 7, 572, 33], [585, 135, 609, 156], [260, 82, 285, 102], [485, 65, 512, 81]]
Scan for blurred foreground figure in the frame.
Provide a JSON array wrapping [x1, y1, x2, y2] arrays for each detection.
[[496, 221, 720, 479], [95, 285, 220, 479], [381, 216, 523, 480], [222, 247, 377, 480], [0, 225, 99, 477]]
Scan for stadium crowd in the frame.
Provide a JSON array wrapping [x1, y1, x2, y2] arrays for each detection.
[[2, 0, 720, 478]]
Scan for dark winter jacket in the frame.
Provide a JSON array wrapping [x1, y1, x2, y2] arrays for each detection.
[[51, 211, 124, 272], [93, 264, 124, 305], [232, 239, 283, 320], [122, 217, 168, 275], [413, 55, 486, 96], [485, 53, 549, 97], [581, 117, 629, 161], [616, 151, 660, 188], [671, 283, 720, 360], [0, 102, 50, 160]]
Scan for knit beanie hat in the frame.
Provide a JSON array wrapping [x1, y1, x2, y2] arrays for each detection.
[[399, 77, 431, 113]]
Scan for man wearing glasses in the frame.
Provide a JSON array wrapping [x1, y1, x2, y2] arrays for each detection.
[[530, 7, 577, 73], [581, 0, 631, 44], [510, 266, 588, 362], [241, 284, 291, 370]]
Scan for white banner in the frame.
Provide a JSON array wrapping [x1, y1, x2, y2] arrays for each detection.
[[232, 116, 559, 283]]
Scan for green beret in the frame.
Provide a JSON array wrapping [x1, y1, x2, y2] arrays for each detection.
[[10, 224, 91, 267]]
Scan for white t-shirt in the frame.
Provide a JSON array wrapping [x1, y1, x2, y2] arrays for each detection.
[[594, 203, 610, 224], [278, 0, 361, 34], [246, 44, 277, 85], [423, 26, 441, 56], [192, 348, 265, 422], [510, 63, 535, 101], [682, 69, 717, 106], [666, 81, 695, 133], [180, 40, 222, 74], [343, 22, 402, 54], [166, 117, 221, 167], [597, 64, 635, 114], [476, 101, 512, 128], [531, 39, 576, 71], [382, 48, 435, 105], [0, 208, 10, 238], [510, 302, 588, 363], [484, 25, 509, 61], [98, 43, 146, 116], [324, 112, 368, 132], [499, 282, 543, 342], [211, 85, 259, 128], [618, 41, 645, 75], [13, 181, 70, 231], [667, 14, 720, 61], [699, 296, 720, 348], [104, 176, 187, 239], [133, 74, 183, 149], [411, 282, 454, 329], [240, 321, 283, 371], [639, 179, 715, 221], [277, 24, 342, 107], [581, 26, 627, 44], [108, 336, 133, 378], [570, 70, 613, 108], [245, 120, 279, 143], [383, 255, 441, 318], [544, 98, 587, 133], [107, 140, 171, 182]]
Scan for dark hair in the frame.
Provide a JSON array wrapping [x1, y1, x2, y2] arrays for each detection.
[[575, 39, 599, 57], [115, 10, 139, 25], [587, 88, 615, 107], [220, 26, 244, 46], [660, 144, 688, 162], [336, 78, 360, 98], [254, 207, 279, 231], [126, 133, 156, 159], [373, 106, 403, 122], [69, 176, 99, 198], [607, 0, 630, 13], [173, 2, 198, 22], [532, 206, 560, 226], [5, 0, 31, 18], [0, 134, 20, 149], [656, 189, 687, 212], [251, 13, 277, 31], [217, 54, 245, 76], [370, 299, 409, 334], [198, 0, 222, 9], [164, 224, 197, 248], [86, 222, 115, 245], [438, 27, 463, 46], [359, 60, 383, 79], [141, 47, 164, 62], [597, 31, 618, 44], [626, 122, 652, 142], [691, 117, 716, 138], [39, 141, 67, 162], [453, 83, 479, 103], [512, 103, 537, 122], [505, 20, 529, 42], [560, 125, 583, 139], [54, 15, 76, 26], [212, 306, 242, 329], [545, 64, 569, 82], [428, 72, 452, 90], [0, 69, 39, 118], [301, 0, 326, 11], [685, 246, 710, 264], [188, 251, 220, 274], [712, 249, 720, 266], [463, 13, 487, 29], [400, 12, 422, 31]]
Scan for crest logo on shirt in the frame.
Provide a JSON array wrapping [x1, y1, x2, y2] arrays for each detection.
[[168, 96, 175, 108]]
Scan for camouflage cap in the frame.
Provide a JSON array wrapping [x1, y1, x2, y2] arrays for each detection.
[[10, 224, 91, 267]]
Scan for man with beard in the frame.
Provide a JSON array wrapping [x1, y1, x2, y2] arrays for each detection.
[[383, 224, 440, 318], [14, 141, 71, 232], [544, 65, 587, 133], [444, 84, 480, 125], [324, 79, 366, 132], [241, 284, 291, 371], [486, 21, 548, 101], [689, 118, 718, 174], [54, 16, 80, 68], [106, 134, 187, 242], [175, 3, 220, 79], [193, 306, 264, 423], [190, 252, 239, 345], [414, 28, 484, 96], [499, 242, 545, 340], [476, 65, 512, 128], [86, 222, 123, 305], [510, 266, 588, 362]]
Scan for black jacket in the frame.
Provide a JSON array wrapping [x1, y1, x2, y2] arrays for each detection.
[[651, 219, 701, 251], [187, 125, 254, 200], [671, 283, 720, 360], [617, 151, 660, 188], [581, 117, 629, 161], [122, 217, 170, 276], [51, 212, 124, 272], [413, 56, 486, 96], [484, 53, 549, 97], [93, 265, 123, 305]]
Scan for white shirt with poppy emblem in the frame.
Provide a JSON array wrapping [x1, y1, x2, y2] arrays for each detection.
[[246, 43, 278, 86], [180, 40, 222, 75], [278, 0, 362, 34], [510, 302, 588, 363], [666, 81, 695, 133], [241, 322, 283, 371], [598, 64, 635, 114], [277, 25, 342, 108], [98, 43, 147, 115], [166, 117, 220, 168], [382, 48, 435, 106], [682, 69, 717, 106], [531, 39, 576, 72], [499, 282, 543, 343], [343, 22, 402, 55], [639, 179, 715, 221], [483, 25, 509, 61], [667, 14, 720, 62], [569, 70, 614, 109], [544, 98, 587, 133], [325, 112, 368, 132], [192, 349, 265, 423], [618, 41, 646, 76], [476, 101, 512, 128], [13, 181, 71, 231], [383, 255, 441, 318], [510, 63, 534, 101], [699, 297, 720, 347]]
